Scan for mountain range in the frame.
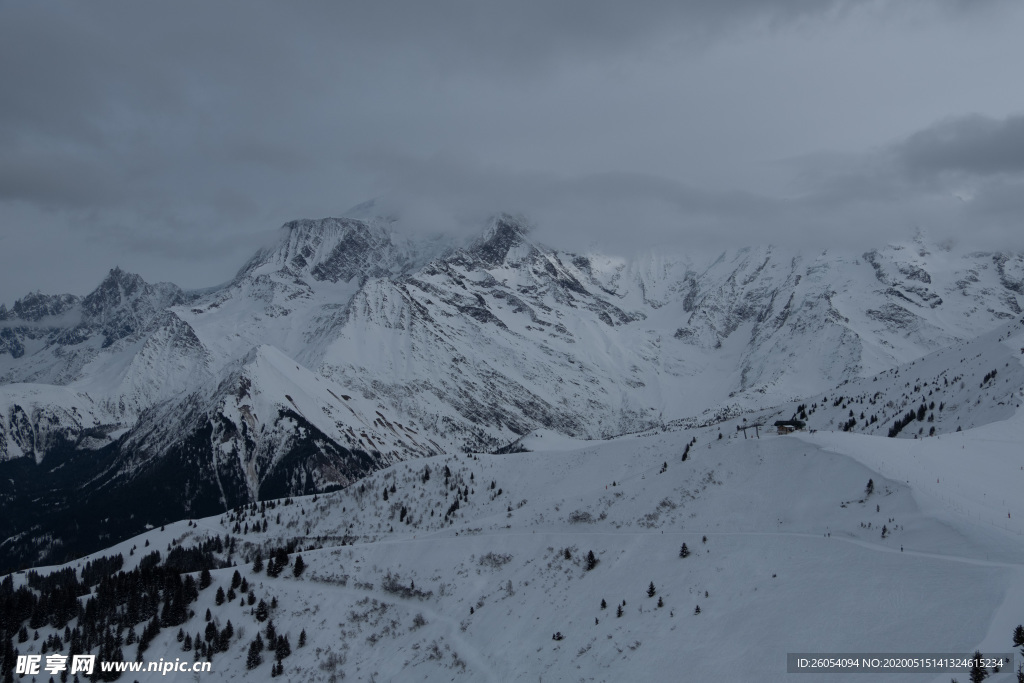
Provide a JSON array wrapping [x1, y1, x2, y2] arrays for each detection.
[[1, 212, 1023, 570]]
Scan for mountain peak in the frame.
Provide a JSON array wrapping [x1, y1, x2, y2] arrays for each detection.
[[77, 268, 188, 348], [82, 268, 149, 316], [239, 216, 449, 284], [241, 217, 391, 282], [3, 291, 79, 322], [468, 213, 533, 266], [104, 266, 145, 289]]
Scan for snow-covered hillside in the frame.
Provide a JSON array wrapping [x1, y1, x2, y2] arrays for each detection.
[[1, 213, 1023, 570], [7, 406, 1024, 681], [694, 317, 1024, 440]]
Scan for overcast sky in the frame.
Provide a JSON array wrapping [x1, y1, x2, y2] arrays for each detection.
[[2, 0, 1024, 300]]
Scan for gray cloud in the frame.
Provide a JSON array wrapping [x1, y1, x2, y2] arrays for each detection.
[[1, 0, 1023, 300], [374, 106, 1024, 252], [896, 114, 1024, 179], [365, 153, 932, 255], [774, 112, 1024, 249]]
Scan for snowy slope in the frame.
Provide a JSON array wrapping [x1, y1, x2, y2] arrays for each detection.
[[690, 317, 1024, 441], [9, 412, 1024, 682]]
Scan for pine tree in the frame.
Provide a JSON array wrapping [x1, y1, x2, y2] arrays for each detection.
[[298, 630, 306, 648], [218, 621, 233, 652], [199, 568, 212, 589], [215, 587, 225, 605], [265, 619, 277, 644], [204, 621, 219, 652], [252, 552, 263, 573], [657, 597, 664, 608], [2, 636, 15, 683], [275, 634, 291, 660], [647, 582, 656, 598], [694, 605, 701, 615], [866, 479, 874, 496], [1012, 624, 1024, 648], [255, 599, 269, 622], [586, 550, 597, 571], [600, 599, 607, 609], [680, 543, 689, 558], [969, 650, 988, 682], [246, 639, 262, 670], [616, 604, 623, 618], [293, 555, 305, 578]]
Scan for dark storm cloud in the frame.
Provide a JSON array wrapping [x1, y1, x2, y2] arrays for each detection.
[[896, 114, 1024, 179], [802, 113, 1024, 203], [775, 112, 1024, 250]]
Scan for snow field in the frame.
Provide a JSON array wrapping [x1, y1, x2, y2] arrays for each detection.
[[15, 420, 1024, 681]]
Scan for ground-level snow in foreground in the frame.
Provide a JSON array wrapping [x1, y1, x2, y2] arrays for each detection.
[[14, 421, 1024, 682]]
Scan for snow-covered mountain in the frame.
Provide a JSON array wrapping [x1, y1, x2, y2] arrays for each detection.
[[3, 214, 1024, 681], [1, 213, 1023, 569]]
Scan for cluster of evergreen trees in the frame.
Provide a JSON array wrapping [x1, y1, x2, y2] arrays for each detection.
[[246, 618, 297, 675], [1, 537, 230, 682], [888, 403, 930, 437], [226, 498, 299, 535], [265, 547, 291, 578]]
